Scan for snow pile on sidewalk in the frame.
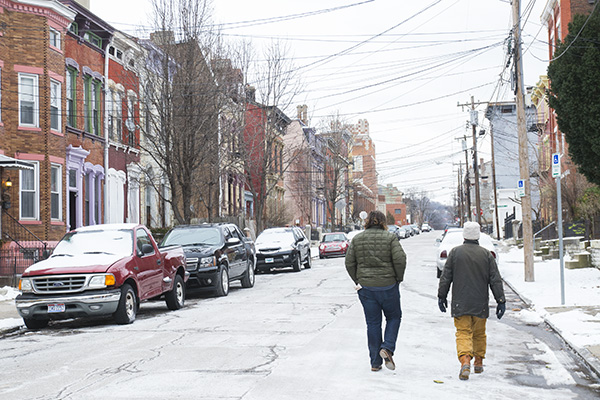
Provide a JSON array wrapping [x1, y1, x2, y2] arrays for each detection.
[[0, 286, 19, 302], [499, 246, 600, 350]]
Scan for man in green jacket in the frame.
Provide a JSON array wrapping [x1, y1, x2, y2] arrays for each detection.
[[438, 221, 506, 381], [345, 210, 407, 372]]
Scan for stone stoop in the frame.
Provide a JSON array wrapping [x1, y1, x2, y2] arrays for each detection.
[[565, 252, 592, 269]]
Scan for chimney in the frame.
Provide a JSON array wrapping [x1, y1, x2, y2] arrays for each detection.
[[245, 85, 256, 102], [297, 104, 308, 124], [150, 31, 175, 46]]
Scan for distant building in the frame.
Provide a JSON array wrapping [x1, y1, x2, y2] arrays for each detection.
[[348, 119, 378, 225]]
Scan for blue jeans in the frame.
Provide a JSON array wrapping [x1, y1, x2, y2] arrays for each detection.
[[358, 284, 402, 367]]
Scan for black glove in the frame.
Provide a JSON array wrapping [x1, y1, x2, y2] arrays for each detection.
[[438, 298, 447, 313], [496, 302, 506, 320]]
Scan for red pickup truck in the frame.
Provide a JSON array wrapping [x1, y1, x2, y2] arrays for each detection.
[[15, 223, 188, 329]]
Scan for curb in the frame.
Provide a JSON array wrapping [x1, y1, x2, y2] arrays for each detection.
[[503, 278, 600, 379]]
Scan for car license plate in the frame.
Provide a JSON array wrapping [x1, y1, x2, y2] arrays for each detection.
[[48, 303, 65, 313], [265, 258, 274, 263]]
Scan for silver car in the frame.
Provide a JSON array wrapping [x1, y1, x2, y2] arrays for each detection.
[[435, 229, 498, 278]]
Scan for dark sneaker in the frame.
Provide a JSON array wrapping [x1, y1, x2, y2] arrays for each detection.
[[371, 365, 382, 372], [379, 348, 395, 371]]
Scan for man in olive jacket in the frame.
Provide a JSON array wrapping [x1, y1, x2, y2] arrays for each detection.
[[345, 210, 406, 372], [437, 221, 506, 380]]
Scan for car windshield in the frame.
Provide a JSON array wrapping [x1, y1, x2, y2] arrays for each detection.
[[162, 227, 221, 247], [52, 229, 133, 257], [256, 230, 295, 245], [323, 234, 346, 242]]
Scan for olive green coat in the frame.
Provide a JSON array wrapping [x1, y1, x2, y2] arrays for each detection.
[[345, 227, 407, 287], [437, 240, 505, 319]]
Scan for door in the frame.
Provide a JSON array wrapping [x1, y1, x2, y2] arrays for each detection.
[[134, 228, 163, 299], [224, 226, 245, 278]]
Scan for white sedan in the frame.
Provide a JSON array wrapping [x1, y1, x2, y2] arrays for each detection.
[[435, 229, 499, 278]]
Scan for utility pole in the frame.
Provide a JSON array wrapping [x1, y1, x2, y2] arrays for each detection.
[[458, 162, 464, 227], [457, 98, 487, 225], [512, 0, 535, 282], [490, 123, 501, 240], [456, 136, 472, 221]]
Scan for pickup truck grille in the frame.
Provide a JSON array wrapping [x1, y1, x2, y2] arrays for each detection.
[[186, 258, 199, 272], [32, 275, 87, 294]]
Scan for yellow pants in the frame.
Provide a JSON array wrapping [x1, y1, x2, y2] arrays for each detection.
[[454, 315, 487, 360]]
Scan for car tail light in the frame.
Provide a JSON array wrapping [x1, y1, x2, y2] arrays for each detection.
[[491, 251, 497, 259], [440, 250, 447, 259]]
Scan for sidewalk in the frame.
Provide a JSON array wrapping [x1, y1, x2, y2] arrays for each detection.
[[499, 245, 600, 378], [0, 286, 21, 332]]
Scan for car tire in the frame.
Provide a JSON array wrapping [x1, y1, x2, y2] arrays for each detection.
[[215, 265, 230, 297], [23, 318, 48, 330], [165, 274, 185, 310], [293, 254, 302, 272], [304, 253, 312, 269], [241, 259, 255, 288], [436, 268, 442, 279], [114, 283, 137, 324]]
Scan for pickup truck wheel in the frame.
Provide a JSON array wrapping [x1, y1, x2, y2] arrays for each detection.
[[23, 318, 48, 330], [166, 274, 185, 310], [114, 284, 137, 324], [292, 254, 302, 272], [240, 259, 255, 288], [215, 265, 229, 297]]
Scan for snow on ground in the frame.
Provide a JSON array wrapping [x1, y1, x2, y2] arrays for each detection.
[[498, 245, 600, 350], [0, 286, 18, 302]]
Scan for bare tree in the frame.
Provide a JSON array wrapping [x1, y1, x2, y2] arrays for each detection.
[[139, 0, 234, 225], [240, 41, 303, 233], [319, 114, 352, 230]]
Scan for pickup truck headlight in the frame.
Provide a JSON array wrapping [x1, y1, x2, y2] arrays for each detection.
[[88, 274, 116, 289], [19, 278, 33, 293], [199, 256, 216, 268]]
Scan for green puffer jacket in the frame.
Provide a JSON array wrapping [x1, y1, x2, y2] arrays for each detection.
[[345, 227, 407, 287]]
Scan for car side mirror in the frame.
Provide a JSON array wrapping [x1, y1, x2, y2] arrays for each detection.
[[138, 243, 154, 256], [227, 237, 241, 246]]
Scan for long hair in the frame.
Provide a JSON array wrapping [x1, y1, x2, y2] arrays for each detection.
[[364, 210, 387, 230]]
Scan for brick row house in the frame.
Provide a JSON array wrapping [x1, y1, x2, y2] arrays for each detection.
[[536, 0, 596, 226], [0, 0, 145, 275]]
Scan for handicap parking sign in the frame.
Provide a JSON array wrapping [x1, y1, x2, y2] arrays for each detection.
[[517, 179, 525, 197], [552, 153, 560, 178]]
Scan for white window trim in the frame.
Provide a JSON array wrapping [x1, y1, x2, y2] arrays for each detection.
[[20, 161, 40, 220], [51, 163, 63, 221], [50, 79, 61, 131], [49, 27, 61, 49], [18, 73, 39, 127]]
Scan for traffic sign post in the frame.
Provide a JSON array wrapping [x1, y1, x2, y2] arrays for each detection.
[[517, 179, 525, 197], [552, 153, 561, 178], [554, 153, 565, 304]]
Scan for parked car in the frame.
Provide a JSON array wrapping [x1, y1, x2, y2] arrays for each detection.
[[319, 232, 350, 258], [387, 225, 403, 240], [396, 226, 410, 239], [161, 223, 256, 297], [255, 227, 311, 273], [421, 223, 432, 232], [402, 225, 415, 236], [435, 228, 498, 278], [16, 224, 187, 329], [411, 224, 421, 234]]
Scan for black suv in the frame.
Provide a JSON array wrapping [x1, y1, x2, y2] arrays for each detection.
[[160, 223, 255, 296]]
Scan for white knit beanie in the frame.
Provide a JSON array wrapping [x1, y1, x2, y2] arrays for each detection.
[[463, 221, 481, 241]]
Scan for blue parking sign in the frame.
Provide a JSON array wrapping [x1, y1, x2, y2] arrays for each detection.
[[553, 154, 559, 165], [518, 179, 525, 197], [552, 153, 561, 177]]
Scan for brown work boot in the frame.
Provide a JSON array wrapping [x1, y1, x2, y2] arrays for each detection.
[[459, 355, 472, 380], [474, 356, 484, 373]]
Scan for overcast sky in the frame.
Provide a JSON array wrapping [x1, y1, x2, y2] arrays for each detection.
[[91, 0, 550, 205]]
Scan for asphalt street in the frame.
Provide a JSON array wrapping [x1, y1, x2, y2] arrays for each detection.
[[0, 232, 598, 399]]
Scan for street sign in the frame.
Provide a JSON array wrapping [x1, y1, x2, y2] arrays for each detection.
[[552, 153, 561, 178], [517, 179, 525, 197]]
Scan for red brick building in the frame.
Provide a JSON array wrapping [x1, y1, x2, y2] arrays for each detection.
[[0, 0, 75, 248]]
